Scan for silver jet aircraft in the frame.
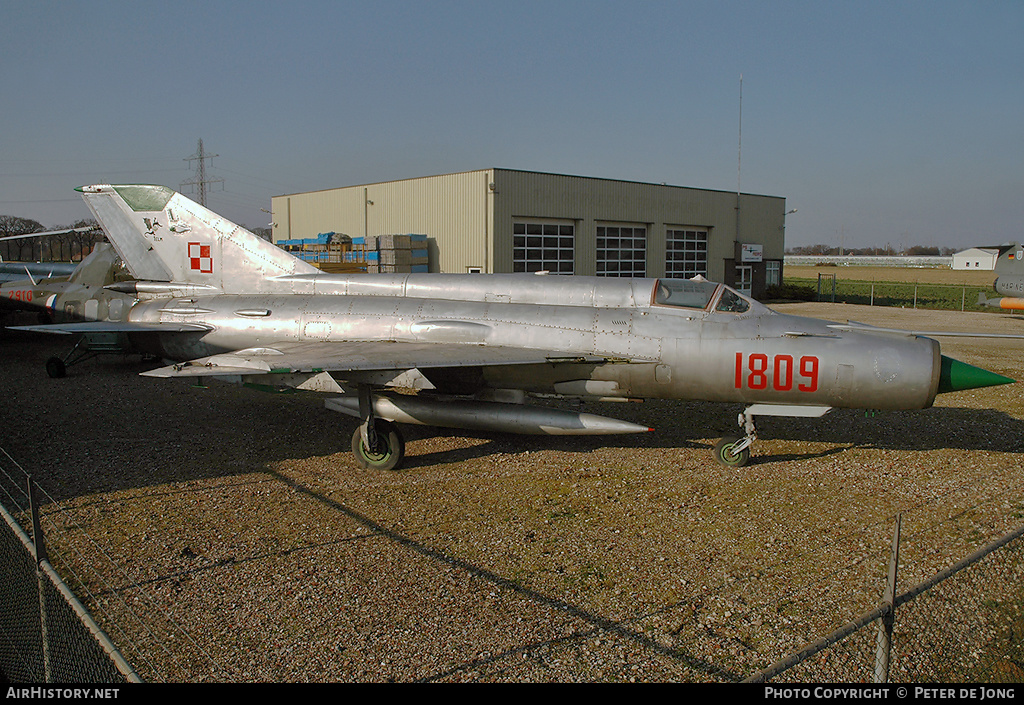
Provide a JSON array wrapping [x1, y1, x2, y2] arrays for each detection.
[[978, 242, 1024, 311], [1, 242, 143, 377], [14, 184, 1017, 469]]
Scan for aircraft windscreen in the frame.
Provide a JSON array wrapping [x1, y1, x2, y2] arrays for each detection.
[[715, 288, 750, 313], [654, 278, 719, 309]]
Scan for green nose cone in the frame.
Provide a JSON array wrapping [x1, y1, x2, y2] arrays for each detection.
[[938, 355, 1015, 394]]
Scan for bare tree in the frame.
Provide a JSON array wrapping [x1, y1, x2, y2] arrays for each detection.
[[65, 219, 102, 260], [0, 215, 45, 261], [0, 216, 102, 262]]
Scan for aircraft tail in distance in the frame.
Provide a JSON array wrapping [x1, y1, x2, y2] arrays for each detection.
[[77, 184, 317, 293]]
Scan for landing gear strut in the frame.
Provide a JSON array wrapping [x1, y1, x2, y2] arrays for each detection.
[[44, 333, 130, 378], [45, 337, 92, 378], [350, 385, 406, 470], [713, 410, 757, 468], [712, 404, 834, 469]]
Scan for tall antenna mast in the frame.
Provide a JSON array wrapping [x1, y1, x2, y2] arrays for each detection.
[[182, 138, 224, 207], [736, 74, 743, 241], [737, 73, 743, 198]]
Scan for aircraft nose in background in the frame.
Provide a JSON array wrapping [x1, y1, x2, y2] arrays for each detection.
[[938, 356, 1015, 394]]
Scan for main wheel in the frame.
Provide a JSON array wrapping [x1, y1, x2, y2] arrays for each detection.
[[713, 435, 750, 468], [45, 357, 66, 379], [351, 421, 405, 471]]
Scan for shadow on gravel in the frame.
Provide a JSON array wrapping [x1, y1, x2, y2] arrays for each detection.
[[398, 401, 1024, 468], [748, 406, 1024, 455], [397, 429, 711, 470], [742, 445, 854, 466], [265, 467, 744, 683]]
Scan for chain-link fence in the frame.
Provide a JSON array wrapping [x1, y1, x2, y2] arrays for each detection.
[[2, 439, 1021, 683], [746, 520, 1024, 682], [790, 274, 1000, 312], [0, 459, 140, 683]]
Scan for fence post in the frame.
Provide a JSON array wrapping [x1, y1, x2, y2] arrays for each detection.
[[29, 477, 53, 683], [871, 282, 875, 306], [874, 514, 902, 683], [913, 284, 918, 309]]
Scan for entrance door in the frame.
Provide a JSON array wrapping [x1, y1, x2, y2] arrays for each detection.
[[736, 265, 752, 296]]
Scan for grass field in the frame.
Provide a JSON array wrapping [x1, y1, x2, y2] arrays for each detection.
[[785, 265, 995, 286], [781, 265, 1002, 312]]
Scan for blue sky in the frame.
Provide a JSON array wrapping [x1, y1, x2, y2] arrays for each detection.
[[2, 0, 1021, 250]]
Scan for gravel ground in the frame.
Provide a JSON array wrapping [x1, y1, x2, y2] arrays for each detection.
[[1, 302, 1022, 683]]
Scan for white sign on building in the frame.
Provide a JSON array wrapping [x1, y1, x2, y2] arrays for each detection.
[[740, 243, 763, 263]]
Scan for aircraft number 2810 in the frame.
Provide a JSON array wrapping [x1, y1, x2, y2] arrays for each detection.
[[735, 352, 819, 392]]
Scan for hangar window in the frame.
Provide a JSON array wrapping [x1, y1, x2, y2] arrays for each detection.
[[665, 228, 708, 278], [513, 222, 574, 274], [766, 260, 781, 287], [597, 225, 646, 277]]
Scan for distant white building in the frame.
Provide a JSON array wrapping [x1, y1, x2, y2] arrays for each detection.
[[952, 248, 999, 270]]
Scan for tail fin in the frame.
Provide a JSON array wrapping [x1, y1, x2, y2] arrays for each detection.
[[67, 242, 121, 287], [77, 184, 317, 293]]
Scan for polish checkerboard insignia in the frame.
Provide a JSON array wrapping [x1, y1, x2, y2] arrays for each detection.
[[188, 242, 214, 274]]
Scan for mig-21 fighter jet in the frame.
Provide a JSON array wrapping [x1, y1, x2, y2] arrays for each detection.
[[12, 184, 1017, 470]]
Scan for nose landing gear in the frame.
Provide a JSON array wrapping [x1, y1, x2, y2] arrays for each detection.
[[712, 404, 833, 468]]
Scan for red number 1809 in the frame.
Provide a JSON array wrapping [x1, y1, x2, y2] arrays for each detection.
[[735, 353, 819, 392]]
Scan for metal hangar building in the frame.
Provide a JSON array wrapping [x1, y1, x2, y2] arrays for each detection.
[[271, 168, 788, 299]]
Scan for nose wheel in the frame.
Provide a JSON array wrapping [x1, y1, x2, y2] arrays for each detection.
[[713, 410, 757, 468], [714, 434, 751, 467]]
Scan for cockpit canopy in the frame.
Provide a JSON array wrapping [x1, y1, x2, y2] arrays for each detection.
[[653, 277, 751, 314]]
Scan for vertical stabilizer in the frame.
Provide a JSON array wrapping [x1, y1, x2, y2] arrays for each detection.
[[77, 184, 317, 293], [67, 242, 121, 287]]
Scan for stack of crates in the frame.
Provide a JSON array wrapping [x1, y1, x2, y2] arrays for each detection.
[[278, 233, 333, 263], [279, 232, 366, 272], [367, 234, 429, 273], [278, 233, 429, 273], [348, 237, 379, 268]]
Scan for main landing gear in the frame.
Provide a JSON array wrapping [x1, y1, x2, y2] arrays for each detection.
[[351, 420, 405, 471], [350, 386, 406, 471], [45, 333, 131, 378], [45, 356, 67, 379], [713, 404, 833, 469], [45, 339, 93, 378], [45, 338, 93, 378]]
